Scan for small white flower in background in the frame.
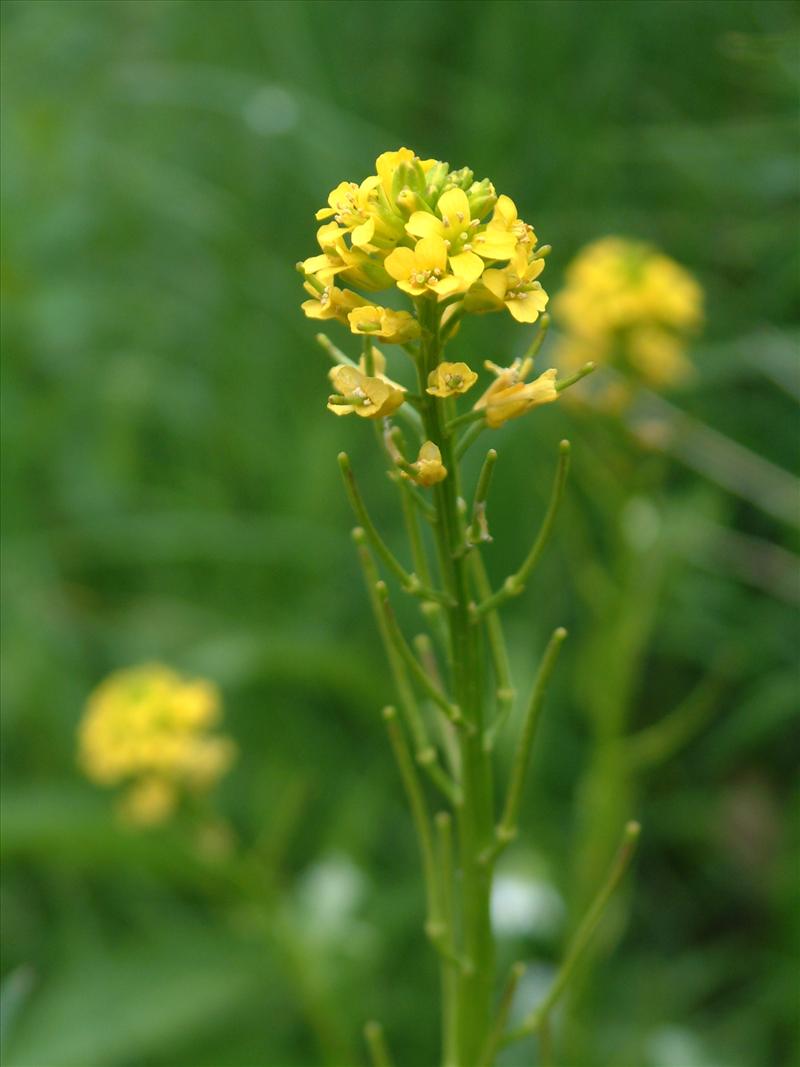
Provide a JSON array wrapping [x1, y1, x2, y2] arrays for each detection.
[[646, 1025, 717, 1067], [490, 870, 564, 939], [297, 853, 367, 936]]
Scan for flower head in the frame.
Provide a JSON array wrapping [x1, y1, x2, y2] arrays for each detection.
[[78, 664, 236, 827], [553, 237, 702, 391], [426, 361, 479, 398], [299, 148, 548, 319]]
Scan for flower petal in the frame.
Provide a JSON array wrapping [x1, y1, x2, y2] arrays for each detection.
[[449, 251, 484, 285], [437, 187, 470, 225], [415, 234, 448, 272], [507, 289, 549, 323], [385, 245, 417, 280], [405, 211, 444, 240]]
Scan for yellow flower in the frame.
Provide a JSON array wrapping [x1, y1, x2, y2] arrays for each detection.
[[347, 304, 420, 344], [474, 359, 559, 428], [301, 281, 366, 323], [466, 248, 549, 323], [628, 327, 693, 386], [426, 361, 478, 397], [406, 186, 517, 263], [327, 364, 405, 418], [311, 228, 393, 292], [410, 440, 448, 486], [485, 194, 537, 249], [78, 664, 235, 827], [119, 777, 177, 827], [553, 237, 703, 389], [385, 234, 480, 299]]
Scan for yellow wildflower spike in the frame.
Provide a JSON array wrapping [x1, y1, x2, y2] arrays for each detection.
[[426, 361, 479, 398]]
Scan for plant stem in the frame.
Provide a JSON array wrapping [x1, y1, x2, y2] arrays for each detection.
[[416, 296, 496, 1065], [490, 627, 567, 859], [502, 820, 642, 1048], [472, 439, 571, 619], [364, 1021, 394, 1067]]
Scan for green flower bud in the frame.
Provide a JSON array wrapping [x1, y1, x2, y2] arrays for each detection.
[[467, 179, 497, 220]]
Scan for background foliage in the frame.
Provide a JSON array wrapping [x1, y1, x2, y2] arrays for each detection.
[[2, 1, 798, 1065]]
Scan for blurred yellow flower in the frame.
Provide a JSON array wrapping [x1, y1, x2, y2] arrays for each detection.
[[553, 237, 702, 390], [410, 440, 448, 486], [78, 664, 236, 828], [347, 304, 421, 344], [426, 361, 478, 398]]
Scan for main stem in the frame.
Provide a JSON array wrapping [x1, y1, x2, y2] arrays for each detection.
[[417, 298, 495, 1065]]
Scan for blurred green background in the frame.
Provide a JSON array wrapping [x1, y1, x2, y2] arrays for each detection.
[[2, 1, 798, 1065]]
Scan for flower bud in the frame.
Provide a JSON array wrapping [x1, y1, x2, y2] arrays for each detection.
[[467, 179, 497, 220], [445, 166, 474, 191]]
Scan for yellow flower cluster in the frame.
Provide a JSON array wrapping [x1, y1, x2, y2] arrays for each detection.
[[554, 237, 703, 390], [78, 664, 236, 827], [300, 147, 549, 337]]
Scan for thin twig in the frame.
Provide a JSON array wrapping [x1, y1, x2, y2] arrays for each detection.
[[364, 1020, 395, 1067], [472, 441, 570, 619], [482, 627, 567, 862], [502, 821, 642, 1047]]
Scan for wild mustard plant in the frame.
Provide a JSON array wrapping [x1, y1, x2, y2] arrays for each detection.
[[78, 663, 235, 827], [300, 148, 641, 1066]]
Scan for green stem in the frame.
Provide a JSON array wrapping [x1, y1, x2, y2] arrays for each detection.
[[522, 312, 550, 362], [468, 551, 516, 748], [436, 811, 460, 1067], [556, 361, 596, 392], [382, 706, 441, 942], [447, 407, 487, 434], [467, 449, 498, 546], [416, 296, 495, 1066], [376, 580, 464, 729], [477, 961, 526, 1067], [489, 627, 567, 859], [339, 453, 453, 607], [352, 529, 458, 804], [455, 418, 487, 460], [502, 820, 642, 1048], [472, 440, 570, 619], [364, 1020, 394, 1067]]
